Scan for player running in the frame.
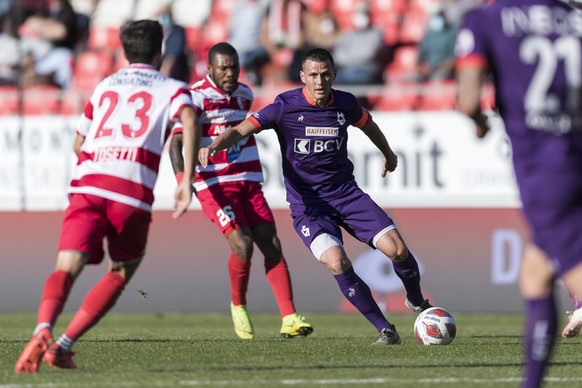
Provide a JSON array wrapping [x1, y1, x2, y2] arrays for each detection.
[[15, 19, 201, 372], [456, 0, 582, 386], [169, 42, 312, 340], [199, 48, 432, 345]]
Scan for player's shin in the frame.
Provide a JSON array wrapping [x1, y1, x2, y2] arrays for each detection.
[[63, 272, 125, 341], [334, 267, 393, 332], [522, 295, 557, 388]]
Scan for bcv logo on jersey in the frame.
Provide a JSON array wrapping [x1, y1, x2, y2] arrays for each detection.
[[294, 137, 344, 154]]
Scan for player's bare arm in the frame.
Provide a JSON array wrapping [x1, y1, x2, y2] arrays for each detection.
[[359, 119, 397, 177], [73, 134, 85, 158], [169, 133, 185, 177], [199, 118, 257, 168], [456, 66, 490, 138], [172, 106, 201, 219]]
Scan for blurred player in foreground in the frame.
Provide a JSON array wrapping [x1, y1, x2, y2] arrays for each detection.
[[455, 1, 582, 386], [15, 19, 200, 372], [169, 42, 312, 339], [199, 48, 432, 345]]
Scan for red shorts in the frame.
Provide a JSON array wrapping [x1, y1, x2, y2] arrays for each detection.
[[58, 193, 152, 264], [196, 181, 275, 237]]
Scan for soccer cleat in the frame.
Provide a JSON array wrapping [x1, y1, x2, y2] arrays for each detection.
[[280, 313, 314, 338], [14, 328, 52, 373], [562, 308, 582, 338], [373, 327, 401, 345], [405, 298, 433, 313], [43, 343, 77, 369], [230, 302, 254, 339]]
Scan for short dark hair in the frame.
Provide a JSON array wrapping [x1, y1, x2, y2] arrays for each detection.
[[120, 20, 163, 64], [302, 48, 335, 69], [208, 42, 239, 63]]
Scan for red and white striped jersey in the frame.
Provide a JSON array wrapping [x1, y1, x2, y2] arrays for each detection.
[[70, 64, 193, 212], [174, 75, 263, 192]]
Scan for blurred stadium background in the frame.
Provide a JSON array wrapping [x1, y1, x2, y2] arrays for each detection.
[[0, 0, 571, 315]]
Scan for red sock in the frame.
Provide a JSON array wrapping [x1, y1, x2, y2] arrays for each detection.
[[265, 257, 295, 317], [64, 272, 125, 341], [37, 271, 74, 327], [228, 252, 251, 306]]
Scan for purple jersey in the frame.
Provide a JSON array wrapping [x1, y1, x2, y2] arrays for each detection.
[[248, 87, 369, 205], [456, 0, 582, 274]]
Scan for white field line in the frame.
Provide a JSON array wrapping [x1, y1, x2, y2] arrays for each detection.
[[4, 376, 582, 387]]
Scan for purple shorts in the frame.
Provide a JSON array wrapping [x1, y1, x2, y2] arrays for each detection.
[[289, 183, 394, 249], [519, 170, 582, 276]]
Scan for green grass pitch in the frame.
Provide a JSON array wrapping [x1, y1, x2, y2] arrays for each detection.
[[1, 312, 581, 387]]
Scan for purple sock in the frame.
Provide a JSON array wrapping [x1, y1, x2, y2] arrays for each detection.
[[392, 251, 424, 306], [334, 267, 393, 332], [522, 295, 557, 388]]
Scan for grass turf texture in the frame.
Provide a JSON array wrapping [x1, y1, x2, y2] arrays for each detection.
[[1, 312, 581, 387]]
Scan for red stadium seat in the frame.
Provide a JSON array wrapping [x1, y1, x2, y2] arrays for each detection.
[[372, 13, 400, 46], [374, 83, 420, 111], [418, 80, 457, 111], [370, 0, 406, 15], [87, 26, 121, 52], [72, 50, 114, 92], [0, 86, 19, 116], [21, 85, 60, 116], [398, 10, 428, 44], [184, 26, 201, 50], [385, 45, 418, 82], [59, 90, 89, 116]]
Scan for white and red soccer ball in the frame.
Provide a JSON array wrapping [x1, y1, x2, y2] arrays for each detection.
[[414, 307, 457, 345]]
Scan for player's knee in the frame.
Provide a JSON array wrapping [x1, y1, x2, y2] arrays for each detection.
[[391, 246, 409, 262], [231, 241, 253, 260], [110, 258, 142, 282]]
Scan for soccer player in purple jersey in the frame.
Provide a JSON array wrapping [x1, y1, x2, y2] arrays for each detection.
[[199, 47, 432, 345], [456, 0, 582, 386]]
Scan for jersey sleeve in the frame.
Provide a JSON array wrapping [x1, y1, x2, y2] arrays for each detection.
[[455, 10, 489, 70], [169, 84, 194, 122], [248, 99, 283, 133], [77, 100, 93, 137]]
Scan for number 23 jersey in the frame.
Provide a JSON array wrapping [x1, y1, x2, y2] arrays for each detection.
[[70, 64, 193, 212]]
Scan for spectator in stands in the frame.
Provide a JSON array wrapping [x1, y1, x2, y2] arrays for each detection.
[[159, 10, 189, 83], [303, 3, 339, 53], [415, 4, 458, 82], [261, 0, 312, 83], [70, 0, 99, 51], [0, 11, 20, 86], [228, 0, 271, 86], [332, 3, 386, 85], [18, 0, 78, 89]]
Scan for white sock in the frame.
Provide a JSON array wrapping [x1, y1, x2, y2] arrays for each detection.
[[56, 334, 74, 352], [32, 322, 51, 336]]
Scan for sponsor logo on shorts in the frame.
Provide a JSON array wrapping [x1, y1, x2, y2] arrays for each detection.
[[305, 127, 338, 137], [301, 225, 310, 237]]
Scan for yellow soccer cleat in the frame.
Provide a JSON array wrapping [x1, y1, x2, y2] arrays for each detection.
[[230, 302, 254, 340], [280, 313, 314, 338]]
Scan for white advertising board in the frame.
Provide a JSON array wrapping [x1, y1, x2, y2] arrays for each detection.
[[0, 112, 520, 210]]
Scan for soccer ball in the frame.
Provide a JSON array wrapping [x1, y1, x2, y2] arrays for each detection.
[[414, 306, 457, 345]]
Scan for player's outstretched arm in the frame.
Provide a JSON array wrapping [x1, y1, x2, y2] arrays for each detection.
[[172, 106, 201, 219], [199, 118, 257, 168], [456, 66, 490, 138], [360, 119, 398, 177]]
